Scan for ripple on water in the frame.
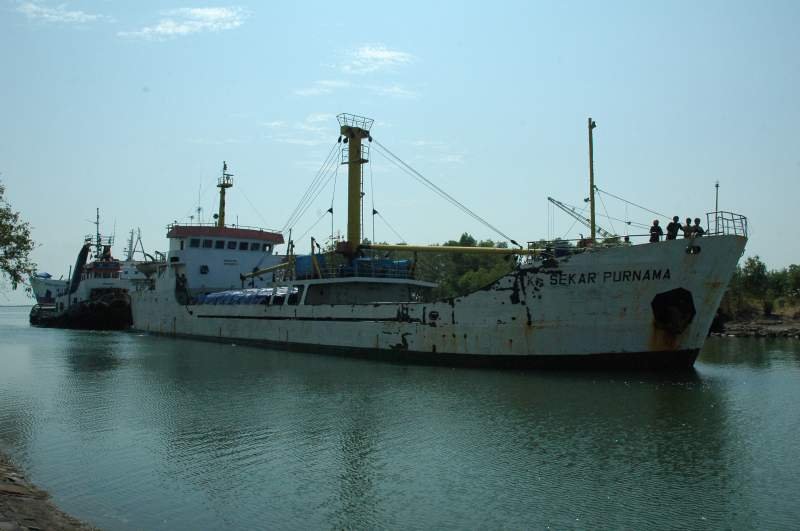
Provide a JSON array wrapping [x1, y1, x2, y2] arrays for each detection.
[[1, 308, 799, 529]]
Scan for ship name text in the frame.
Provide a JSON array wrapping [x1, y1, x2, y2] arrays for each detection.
[[549, 268, 671, 286]]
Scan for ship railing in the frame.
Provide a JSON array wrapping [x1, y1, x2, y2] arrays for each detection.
[[293, 263, 416, 281], [524, 237, 627, 262], [84, 234, 115, 246], [337, 113, 374, 131], [165, 221, 283, 234], [706, 211, 748, 238]]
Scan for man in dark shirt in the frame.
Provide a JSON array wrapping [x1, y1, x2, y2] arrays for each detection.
[[666, 216, 681, 240], [693, 218, 705, 237], [649, 220, 664, 242], [682, 217, 694, 238]]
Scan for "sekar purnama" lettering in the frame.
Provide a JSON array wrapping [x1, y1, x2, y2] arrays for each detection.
[[549, 268, 671, 286]]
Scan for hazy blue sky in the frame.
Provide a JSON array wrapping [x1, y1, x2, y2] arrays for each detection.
[[1, 0, 798, 303]]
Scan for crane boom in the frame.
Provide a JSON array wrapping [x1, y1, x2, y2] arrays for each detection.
[[548, 197, 615, 239]]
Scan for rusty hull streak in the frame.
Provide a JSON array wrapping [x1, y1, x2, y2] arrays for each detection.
[[648, 323, 681, 351]]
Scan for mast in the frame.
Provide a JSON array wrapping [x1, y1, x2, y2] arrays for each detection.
[[588, 118, 597, 241], [126, 229, 135, 261], [337, 113, 373, 255], [216, 161, 234, 228], [715, 180, 720, 233]]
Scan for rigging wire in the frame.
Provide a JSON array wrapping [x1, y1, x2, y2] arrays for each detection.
[[236, 182, 273, 228], [561, 203, 587, 240], [281, 140, 340, 233], [295, 209, 330, 243], [375, 211, 407, 243], [595, 186, 669, 220], [179, 177, 216, 223], [283, 147, 338, 233], [283, 147, 340, 234], [597, 189, 616, 235], [369, 158, 376, 245], [330, 161, 338, 243], [287, 161, 339, 235], [372, 139, 518, 245], [625, 203, 629, 237], [557, 198, 649, 230]]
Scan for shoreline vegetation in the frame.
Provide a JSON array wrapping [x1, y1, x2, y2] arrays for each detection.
[[711, 255, 800, 338], [0, 452, 93, 530]]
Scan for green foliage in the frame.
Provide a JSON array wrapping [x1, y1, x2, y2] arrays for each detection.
[[387, 232, 516, 299], [740, 255, 768, 296], [0, 182, 35, 290], [722, 255, 800, 319]]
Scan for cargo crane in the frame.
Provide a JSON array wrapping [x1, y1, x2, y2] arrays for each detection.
[[547, 196, 616, 239]]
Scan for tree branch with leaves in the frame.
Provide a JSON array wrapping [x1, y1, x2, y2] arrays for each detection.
[[0, 181, 36, 290]]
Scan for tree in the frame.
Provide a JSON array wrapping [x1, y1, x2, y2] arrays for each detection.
[[740, 255, 768, 297], [0, 181, 35, 290]]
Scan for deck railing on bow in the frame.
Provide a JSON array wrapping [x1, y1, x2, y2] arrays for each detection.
[[706, 211, 748, 238]]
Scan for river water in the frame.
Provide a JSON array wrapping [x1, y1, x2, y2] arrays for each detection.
[[1, 306, 799, 529]]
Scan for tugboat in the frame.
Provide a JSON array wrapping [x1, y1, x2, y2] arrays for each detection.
[[130, 115, 748, 369], [31, 211, 150, 330]]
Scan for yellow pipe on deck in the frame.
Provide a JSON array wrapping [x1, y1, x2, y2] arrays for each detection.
[[240, 261, 290, 280], [362, 244, 539, 255]]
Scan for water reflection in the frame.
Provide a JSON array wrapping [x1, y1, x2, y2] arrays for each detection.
[[700, 337, 800, 368], [1, 308, 799, 529]]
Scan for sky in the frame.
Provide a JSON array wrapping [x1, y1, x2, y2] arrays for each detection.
[[1, 0, 798, 304]]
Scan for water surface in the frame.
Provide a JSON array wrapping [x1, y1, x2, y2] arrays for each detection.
[[1, 306, 799, 529]]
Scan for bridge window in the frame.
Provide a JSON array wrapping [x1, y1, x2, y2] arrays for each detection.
[[227, 241, 237, 250], [272, 289, 286, 306], [262, 244, 272, 252], [202, 239, 213, 248], [250, 242, 260, 251], [215, 240, 225, 249], [239, 241, 248, 251], [189, 239, 200, 248], [287, 286, 304, 305]]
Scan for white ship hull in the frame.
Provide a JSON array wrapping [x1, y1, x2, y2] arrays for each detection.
[[131, 235, 746, 369], [29, 275, 68, 304]]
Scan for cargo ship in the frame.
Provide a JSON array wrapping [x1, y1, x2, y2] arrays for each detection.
[[130, 115, 747, 369]]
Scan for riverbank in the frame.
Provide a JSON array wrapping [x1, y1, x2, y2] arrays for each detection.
[[713, 317, 800, 338], [0, 453, 93, 531]]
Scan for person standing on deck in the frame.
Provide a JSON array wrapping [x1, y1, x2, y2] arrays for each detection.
[[649, 220, 664, 242], [682, 217, 694, 238], [666, 216, 681, 240], [692, 218, 705, 237]]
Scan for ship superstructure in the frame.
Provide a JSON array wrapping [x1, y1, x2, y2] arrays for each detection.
[[130, 115, 748, 369], [133, 162, 286, 301]]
